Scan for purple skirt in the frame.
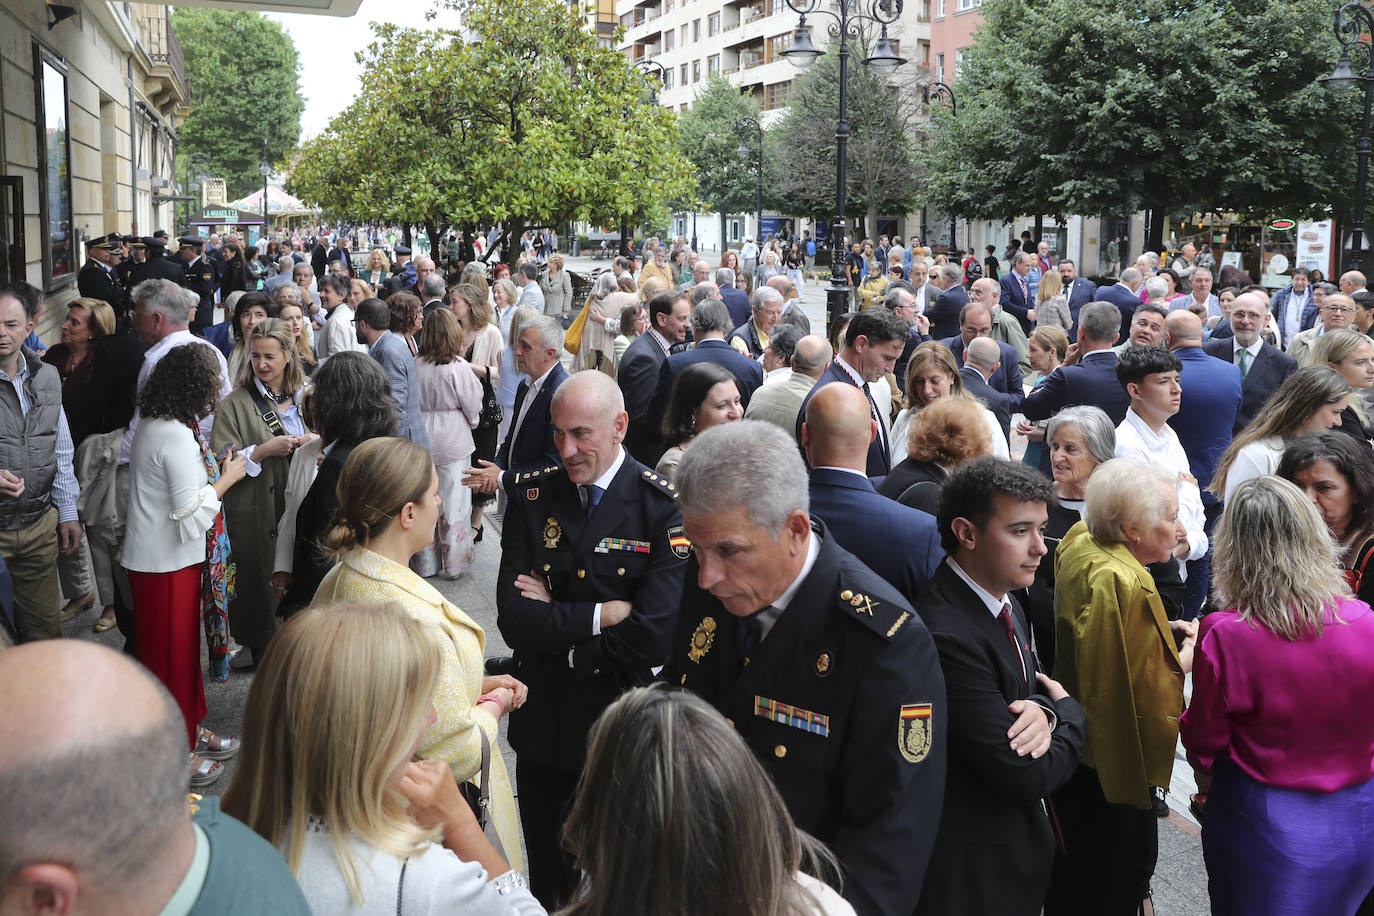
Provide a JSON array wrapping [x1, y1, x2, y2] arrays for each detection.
[[1203, 761, 1374, 916]]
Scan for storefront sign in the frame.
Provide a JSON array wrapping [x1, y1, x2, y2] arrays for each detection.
[[1295, 220, 1333, 275], [1269, 218, 1297, 231]]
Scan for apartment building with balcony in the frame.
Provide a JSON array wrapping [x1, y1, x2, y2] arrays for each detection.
[[617, 0, 931, 247]]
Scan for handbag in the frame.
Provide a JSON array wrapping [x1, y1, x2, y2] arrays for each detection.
[[456, 729, 508, 861], [564, 295, 592, 356], [476, 373, 502, 430]]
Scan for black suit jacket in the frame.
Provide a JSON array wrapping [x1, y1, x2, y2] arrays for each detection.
[[927, 284, 968, 340], [78, 260, 127, 316], [616, 332, 672, 466], [495, 363, 568, 489], [720, 285, 752, 328], [960, 366, 1012, 444], [1063, 277, 1097, 340], [498, 456, 686, 773], [280, 441, 355, 617], [998, 271, 1034, 334], [655, 338, 765, 413], [310, 243, 329, 279], [943, 336, 1025, 412], [1202, 339, 1297, 434], [794, 362, 891, 476], [913, 561, 1086, 916], [327, 247, 350, 274], [1092, 283, 1139, 342], [664, 523, 947, 916]]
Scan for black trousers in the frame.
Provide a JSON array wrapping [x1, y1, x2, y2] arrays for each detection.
[[516, 760, 581, 910], [1044, 764, 1158, 916]]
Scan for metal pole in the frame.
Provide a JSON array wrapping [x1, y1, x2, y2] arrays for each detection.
[[755, 140, 764, 245], [1354, 71, 1374, 271], [827, 0, 851, 326]]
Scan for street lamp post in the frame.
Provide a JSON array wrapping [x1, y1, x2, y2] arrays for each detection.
[[1321, 1, 1374, 271], [781, 0, 905, 325], [735, 115, 764, 248], [623, 59, 667, 263], [259, 141, 271, 249], [920, 81, 958, 254]]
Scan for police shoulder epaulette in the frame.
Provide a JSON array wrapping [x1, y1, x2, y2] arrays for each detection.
[[515, 465, 563, 487], [836, 574, 911, 640], [638, 468, 677, 496]]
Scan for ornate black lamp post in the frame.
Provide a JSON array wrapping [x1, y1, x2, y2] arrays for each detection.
[[781, 0, 905, 324], [621, 60, 667, 263], [1321, 2, 1374, 271], [259, 141, 271, 247], [920, 81, 957, 252], [735, 115, 764, 249]]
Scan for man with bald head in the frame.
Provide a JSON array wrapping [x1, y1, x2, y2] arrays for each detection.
[[495, 369, 687, 907], [942, 300, 1025, 412], [746, 334, 832, 433], [1203, 292, 1297, 433], [962, 337, 1013, 446], [1339, 270, 1368, 298], [1166, 309, 1242, 617], [803, 384, 942, 601], [0, 640, 311, 915], [766, 275, 812, 334]]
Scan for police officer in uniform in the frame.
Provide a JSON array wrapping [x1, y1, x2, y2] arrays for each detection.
[[662, 419, 948, 916], [115, 235, 144, 290], [77, 233, 127, 317], [496, 370, 687, 908], [128, 237, 186, 288], [178, 236, 218, 335], [380, 244, 416, 299]]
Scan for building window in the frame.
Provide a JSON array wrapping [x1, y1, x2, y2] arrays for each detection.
[[708, 53, 720, 74], [693, 19, 701, 41], [681, 63, 689, 84], [955, 0, 980, 9], [34, 46, 73, 290], [936, 0, 945, 17], [954, 47, 965, 79], [693, 59, 701, 82], [934, 52, 944, 83], [664, 68, 676, 89], [765, 80, 792, 110], [680, 25, 688, 45], [708, 12, 719, 35], [767, 32, 792, 61], [664, 30, 675, 50]]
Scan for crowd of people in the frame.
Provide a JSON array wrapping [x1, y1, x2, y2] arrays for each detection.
[[2, 223, 1374, 916]]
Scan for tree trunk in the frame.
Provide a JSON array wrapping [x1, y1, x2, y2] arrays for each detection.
[[1146, 207, 1165, 256], [720, 212, 728, 256], [867, 203, 879, 246], [425, 221, 440, 261], [401, 224, 413, 248], [1033, 214, 1044, 246], [505, 219, 525, 267]]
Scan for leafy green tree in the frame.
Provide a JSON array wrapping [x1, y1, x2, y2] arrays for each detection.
[[769, 49, 922, 240], [171, 9, 303, 198], [918, 0, 1357, 251], [288, 0, 692, 261], [674, 75, 763, 246]]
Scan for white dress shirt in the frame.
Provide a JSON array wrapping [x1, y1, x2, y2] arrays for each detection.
[[1114, 408, 1208, 565]]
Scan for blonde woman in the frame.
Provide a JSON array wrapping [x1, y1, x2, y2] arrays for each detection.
[[358, 248, 391, 288], [222, 601, 543, 914], [209, 319, 314, 667], [310, 438, 527, 869], [1034, 270, 1071, 332], [888, 342, 1007, 464], [542, 253, 574, 317], [450, 283, 504, 540], [1312, 327, 1374, 445], [277, 300, 317, 376], [460, 261, 490, 307], [414, 309, 484, 579]]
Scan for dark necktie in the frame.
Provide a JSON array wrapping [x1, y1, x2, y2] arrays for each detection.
[[581, 484, 603, 519], [737, 608, 768, 663], [998, 602, 1028, 690], [861, 383, 891, 470]]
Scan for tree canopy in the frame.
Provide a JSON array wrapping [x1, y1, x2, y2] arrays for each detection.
[[287, 0, 693, 259], [769, 48, 922, 240], [918, 0, 1357, 250], [171, 9, 303, 198]]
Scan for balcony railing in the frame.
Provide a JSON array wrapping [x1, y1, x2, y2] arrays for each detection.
[[130, 3, 189, 105]]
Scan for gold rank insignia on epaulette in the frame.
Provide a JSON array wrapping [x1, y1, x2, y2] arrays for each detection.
[[518, 466, 562, 487], [640, 468, 677, 496], [837, 581, 911, 639]]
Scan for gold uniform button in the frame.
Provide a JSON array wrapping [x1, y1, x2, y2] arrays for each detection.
[[774, 744, 787, 759], [680, 674, 687, 685], [616, 567, 625, 576], [543, 563, 551, 572], [577, 569, 586, 579], [592, 668, 601, 675], [840, 589, 854, 601]]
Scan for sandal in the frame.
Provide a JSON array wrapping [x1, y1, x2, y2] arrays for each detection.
[[194, 726, 240, 761], [189, 753, 225, 789]]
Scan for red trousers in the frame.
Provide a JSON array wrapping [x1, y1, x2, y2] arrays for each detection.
[[128, 565, 205, 748]]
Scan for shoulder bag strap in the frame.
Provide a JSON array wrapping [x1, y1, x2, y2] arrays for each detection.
[[395, 857, 408, 915], [246, 381, 288, 438]]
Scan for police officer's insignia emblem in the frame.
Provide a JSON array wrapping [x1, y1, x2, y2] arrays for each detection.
[[688, 616, 716, 662], [815, 652, 833, 677], [898, 703, 933, 763], [527, 488, 539, 500], [542, 517, 562, 549], [668, 526, 691, 560]]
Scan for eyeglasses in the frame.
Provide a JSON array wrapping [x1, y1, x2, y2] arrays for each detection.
[[1322, 305, 1355, 313]]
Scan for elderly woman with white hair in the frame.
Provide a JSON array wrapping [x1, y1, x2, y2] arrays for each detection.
[[577, 270, 637, 375], [1017, 405, 1118, 673], [1046, 457, 1198, 916]]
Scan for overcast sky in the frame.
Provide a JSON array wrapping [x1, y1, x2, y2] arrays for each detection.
[[270, 0, 463, 142]]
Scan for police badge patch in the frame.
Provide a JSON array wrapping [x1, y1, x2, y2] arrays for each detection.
[[542, 517, 562, 549], [667, 526, 691, 560], [898, 703, 933, 763], [688, 616, 716, 662]]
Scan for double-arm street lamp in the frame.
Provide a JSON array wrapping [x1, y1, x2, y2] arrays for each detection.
[[735, 115, 764, 251], [259, 140, 271, 247], [781, 0, 905, 324], [1321, 1, 1374, 271]]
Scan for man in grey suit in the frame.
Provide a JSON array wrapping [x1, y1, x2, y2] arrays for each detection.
[[354, 297, 431, 450], [515, 262, 545, 311]]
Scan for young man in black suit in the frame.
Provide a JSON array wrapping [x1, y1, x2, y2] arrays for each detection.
[[914, 457, 1087, 916], [1202, 292, 1297, 434]]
